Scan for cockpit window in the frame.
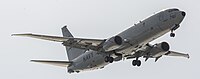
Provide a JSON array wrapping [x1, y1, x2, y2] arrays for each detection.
[[167, 9, 179, 12]]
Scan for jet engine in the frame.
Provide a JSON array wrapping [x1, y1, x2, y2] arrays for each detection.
[[149, 42, 170, 57], [103, 36, 123, 51]]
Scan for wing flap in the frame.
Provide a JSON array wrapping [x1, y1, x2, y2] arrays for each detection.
[[31, 60, 73, 67], [165, 51, 190, 58]]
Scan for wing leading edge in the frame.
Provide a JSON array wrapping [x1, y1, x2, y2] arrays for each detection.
[[12, 33, 105, 51]]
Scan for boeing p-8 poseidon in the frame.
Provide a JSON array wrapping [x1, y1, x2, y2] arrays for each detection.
[[12, 8, 189, 73]]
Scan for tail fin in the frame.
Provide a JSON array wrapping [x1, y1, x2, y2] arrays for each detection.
[[61, 26, 85, 61]]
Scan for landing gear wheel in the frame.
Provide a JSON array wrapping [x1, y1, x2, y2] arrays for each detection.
[[136, 60, 141, 67], [132, 60, 137, 66], [108, 57, 114, 63], [68, 69, 74, 73], [104, 56, 114, 63], [132, 60, 141, 67], [105, 56, 109, 62], [170, 33, 175, 37], [76, 71, 80, 73]]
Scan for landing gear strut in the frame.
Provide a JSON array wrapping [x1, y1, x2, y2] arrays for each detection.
[[170, 24, 180, 37], [170, 29, 176, 37], [132, 58, 141, 67], [105, 56, 114, 63]]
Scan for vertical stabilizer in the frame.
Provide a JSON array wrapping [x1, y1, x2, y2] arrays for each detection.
[[61, 26, 85, 61]]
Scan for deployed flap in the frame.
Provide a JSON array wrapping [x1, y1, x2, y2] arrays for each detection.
[[12, 33, 105, 51], [31, 60, 73, 67], [165, 51, 189, 58]]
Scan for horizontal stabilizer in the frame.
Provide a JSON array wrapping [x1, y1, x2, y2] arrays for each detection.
[[31, 60, 73, 67], [165, 51, 190, 58]]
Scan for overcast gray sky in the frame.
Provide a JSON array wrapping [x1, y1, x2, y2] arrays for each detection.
[[1, 0, 199, 79]]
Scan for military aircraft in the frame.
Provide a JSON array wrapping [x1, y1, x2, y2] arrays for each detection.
[[12, 8, 189, 73]]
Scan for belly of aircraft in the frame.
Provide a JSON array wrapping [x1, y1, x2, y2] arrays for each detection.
[[117, 22, 172, 55]]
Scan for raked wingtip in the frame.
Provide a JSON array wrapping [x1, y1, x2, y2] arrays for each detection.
[[11, 34, 16, 36], [187, 54, 190, 59], [11, 34, 22, 36]]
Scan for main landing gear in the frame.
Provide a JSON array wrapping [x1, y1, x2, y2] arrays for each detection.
[[132, 58, 141, 67], [105, 56, 114, 63]]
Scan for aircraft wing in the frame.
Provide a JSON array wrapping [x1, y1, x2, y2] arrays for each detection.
[[31, 60, 73, 67], [12, 33, 69, 42], [12, 33, 105, 51], [165, 51, 190, 58]]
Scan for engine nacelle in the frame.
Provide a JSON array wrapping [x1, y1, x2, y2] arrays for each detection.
[[103, 36, 123, 51], [150, 42, 170, 57]]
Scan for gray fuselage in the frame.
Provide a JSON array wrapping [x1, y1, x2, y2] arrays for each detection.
[[68, 8, 186, 72]]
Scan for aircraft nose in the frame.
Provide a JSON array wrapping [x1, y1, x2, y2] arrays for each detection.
[[181, 11, 186, 16]]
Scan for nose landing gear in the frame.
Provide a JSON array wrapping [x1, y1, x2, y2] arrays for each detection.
[[170, 32, 175, 37], [170, 24, 180, 37]]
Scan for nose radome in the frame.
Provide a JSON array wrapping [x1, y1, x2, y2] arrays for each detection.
[[182, 12, 186, 16]]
